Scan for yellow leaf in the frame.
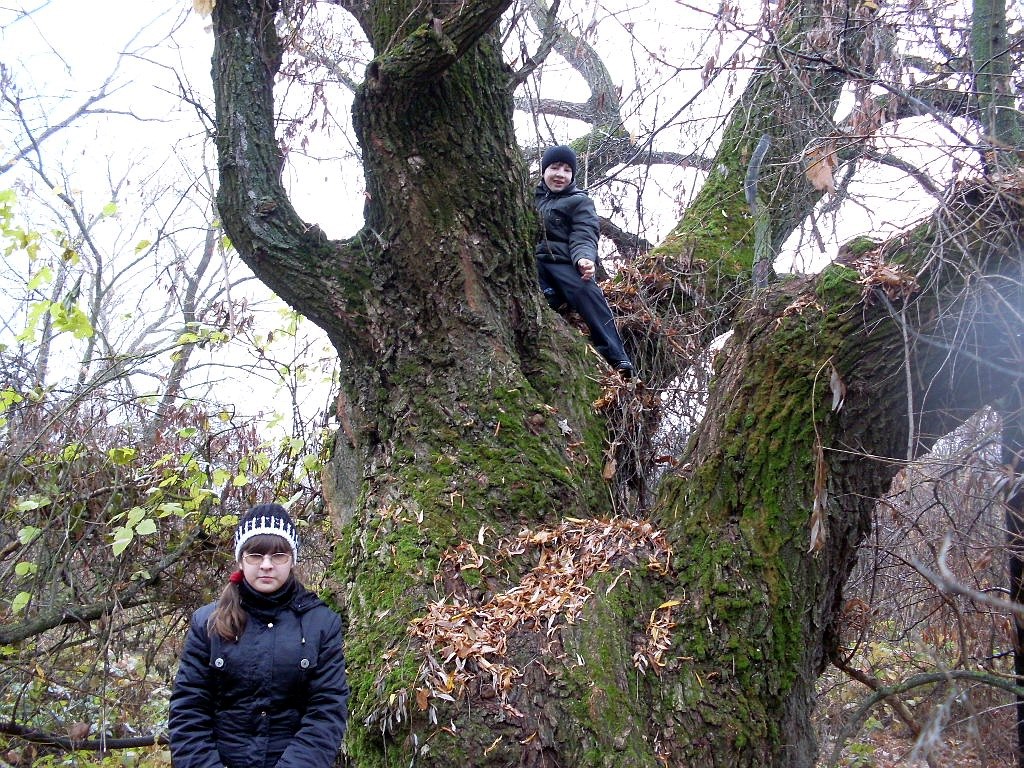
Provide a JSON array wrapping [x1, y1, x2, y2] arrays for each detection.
[[805, 143, 837, 194], [602, 457, 617, 480], [193, 0, 216, 16], [415, 688, 429, 711], [657, 599, 681, 610]]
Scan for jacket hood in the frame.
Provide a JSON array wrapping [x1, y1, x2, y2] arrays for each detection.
[[291, 584, 329, 614]]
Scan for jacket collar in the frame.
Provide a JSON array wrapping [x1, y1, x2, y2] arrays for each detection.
[[536, 180, 579, 197]]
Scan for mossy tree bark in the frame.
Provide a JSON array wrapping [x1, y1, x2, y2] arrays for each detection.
[[211, 1, 629, 765], [653, 182, 1023, 764], [210, 0, 1023, 766]]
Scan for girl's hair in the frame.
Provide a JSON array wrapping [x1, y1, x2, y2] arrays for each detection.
[[208, 533, 293, 641]]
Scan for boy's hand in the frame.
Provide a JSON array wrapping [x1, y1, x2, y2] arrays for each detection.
[[576, 258, 595, 281]]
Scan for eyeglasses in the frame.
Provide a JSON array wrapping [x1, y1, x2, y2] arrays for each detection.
[[242, 552, 292, 566]]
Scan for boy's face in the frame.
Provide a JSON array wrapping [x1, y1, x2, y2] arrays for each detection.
[[543, 162, 573, 192]]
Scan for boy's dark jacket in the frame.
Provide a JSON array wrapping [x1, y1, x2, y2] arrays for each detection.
[[535, 181, 600, 266], [169, 579, 349, 768]]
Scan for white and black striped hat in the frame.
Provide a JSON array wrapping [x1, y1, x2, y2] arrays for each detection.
[[233, 504, 299, 563]]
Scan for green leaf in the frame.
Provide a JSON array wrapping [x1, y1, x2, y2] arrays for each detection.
[[11, 591, 31, 614], [50, 303, 93, 339], [101, 201, 118, 216], [61, 442, 84, 462], [111, 526, 134, 556], [126, 506, 147, 527], [107, 447, 137, 465], [232, 472, 248, 487], [301, 454, 323, 475], [1, 387, 23, 410], [14, 561, 38, 577], [157, 502, 185, 517], [134, 518, 157, 536], [134, 239, 152, 253], [16, 300, 51, 343], [14, 496, 50, 512], [27, 266, 54, 290], [17, 526, 41, 545]]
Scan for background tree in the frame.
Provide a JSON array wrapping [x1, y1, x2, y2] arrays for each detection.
[[0, 7, 342, 759]]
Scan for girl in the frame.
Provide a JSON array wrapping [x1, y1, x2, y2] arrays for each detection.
[[169, 504, 349, 768]]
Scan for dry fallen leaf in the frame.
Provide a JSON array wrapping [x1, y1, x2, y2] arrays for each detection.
[[390, 517, 674, 718], [829, 363, 846, 412], [602, 456, 617, 480], [805, 142, 838, 194], [809, 437, 828, 553]]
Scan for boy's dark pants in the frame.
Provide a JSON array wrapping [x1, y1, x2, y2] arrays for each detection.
[[537, 260, 630, 369]]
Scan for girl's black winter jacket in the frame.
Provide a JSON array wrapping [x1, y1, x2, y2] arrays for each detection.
[[169, 580, 349, 768], [534, 182, 600, 266]]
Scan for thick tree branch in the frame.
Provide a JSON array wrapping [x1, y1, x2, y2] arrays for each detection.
[[508, 0, 561, 87], [211, 0, 372, 357], [370, 0, 514, 85]]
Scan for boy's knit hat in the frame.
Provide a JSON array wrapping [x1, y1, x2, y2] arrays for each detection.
[[233, 503, 299, 563], [541, 145, 578, 178]]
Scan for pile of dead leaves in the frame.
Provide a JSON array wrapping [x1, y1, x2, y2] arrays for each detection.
[[402, 517, 672, 723], [851, 248, 919, 303]]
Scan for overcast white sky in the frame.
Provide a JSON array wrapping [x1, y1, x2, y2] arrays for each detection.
[[0, 0, 971, 412], [2, 0, 966, 267]]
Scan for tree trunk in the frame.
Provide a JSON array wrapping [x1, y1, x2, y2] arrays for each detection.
[[972, 0, 1024, 166], [212, 1, 634, 765], [210, 0, 1024, 765]]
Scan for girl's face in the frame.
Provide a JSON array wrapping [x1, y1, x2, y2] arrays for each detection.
[[239, 535, 294, 593], [543, 161, 573, 192]]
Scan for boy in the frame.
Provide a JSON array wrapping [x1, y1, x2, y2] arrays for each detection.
[[535, 145, 633, 377]]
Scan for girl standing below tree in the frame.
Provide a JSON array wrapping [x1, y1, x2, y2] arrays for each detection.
[[169, 504, 349, 768]]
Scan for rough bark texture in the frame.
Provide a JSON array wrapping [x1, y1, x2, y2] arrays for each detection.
[[650, 183, 1023, 764], [209, 0, 1024, 766], [212, 1, 630, 765]]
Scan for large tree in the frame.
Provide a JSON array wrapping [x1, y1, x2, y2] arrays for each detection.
[[210, 0, 1022, 766]]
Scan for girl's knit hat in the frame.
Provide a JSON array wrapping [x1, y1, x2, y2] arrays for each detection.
[[233, 503, 299, 563]]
